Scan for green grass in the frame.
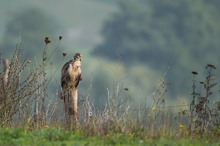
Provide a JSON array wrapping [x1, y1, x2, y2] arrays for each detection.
[[0, 128, 219, 146], [0, 35, 220, 146]]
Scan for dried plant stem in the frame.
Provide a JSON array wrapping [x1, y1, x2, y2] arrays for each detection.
[[3, 59, 10, 88]]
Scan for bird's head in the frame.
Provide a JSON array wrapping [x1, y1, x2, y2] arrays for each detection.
[[74, 53, 82, 61]]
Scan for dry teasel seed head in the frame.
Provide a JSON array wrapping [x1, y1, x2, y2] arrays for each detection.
[[44, 37, 51, 44], [200, 81, 204, 84], [206, 64, 216, 69], [62, 52, 67, 57], [192, 71, 198, 75], [59, 36, 62, 40]]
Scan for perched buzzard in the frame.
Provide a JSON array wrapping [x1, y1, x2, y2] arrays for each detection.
[[61, 53, 82, 91], [61, 53, 82, 114], [61, 53, 82, 125]]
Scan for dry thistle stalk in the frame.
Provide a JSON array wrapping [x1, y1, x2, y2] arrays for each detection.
[[3, 59, 10, 88]]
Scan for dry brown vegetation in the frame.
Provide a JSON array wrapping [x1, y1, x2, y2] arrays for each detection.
[[0, 38, 219, 142]]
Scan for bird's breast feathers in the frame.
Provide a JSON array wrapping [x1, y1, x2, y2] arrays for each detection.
[[68, 60, 81, 79]]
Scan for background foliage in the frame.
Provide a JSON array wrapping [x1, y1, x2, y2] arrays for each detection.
[[1, 0, 220, 108], [94, 0, 220, 99]]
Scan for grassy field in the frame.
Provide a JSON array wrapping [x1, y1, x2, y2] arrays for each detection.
[[1, 127, 220, 146], [0, 40, 220, 146]]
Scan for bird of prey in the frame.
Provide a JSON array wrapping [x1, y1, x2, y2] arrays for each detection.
[[61, 53, 82, 92], [60, 53, 82, 125]]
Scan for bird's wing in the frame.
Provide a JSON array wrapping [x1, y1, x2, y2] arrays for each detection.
[[61, 59, 82, 88], [61, 60, 72, 88]]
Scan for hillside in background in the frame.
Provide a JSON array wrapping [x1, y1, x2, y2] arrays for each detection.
[[94, 0, 220, 103], [0, 0, 220, 109]]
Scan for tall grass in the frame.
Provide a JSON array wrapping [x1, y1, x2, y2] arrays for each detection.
[[0, 37, 62, 129], [0, 38, 220, 142], [0, 45, 44, 127], [188, 65, 219, 134]]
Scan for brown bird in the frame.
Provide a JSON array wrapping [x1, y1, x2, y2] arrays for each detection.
[[60, 53, 82, 127], [61, 53, 82, 90]]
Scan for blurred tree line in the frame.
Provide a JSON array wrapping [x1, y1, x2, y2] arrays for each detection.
[[93, 0, 220, 98], [1, 0, 220, 108], [0, 8, 63, 103], [0, 4, 159, 107], [1, 7, 61, 57]]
